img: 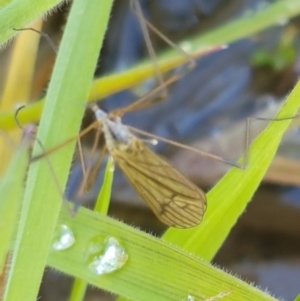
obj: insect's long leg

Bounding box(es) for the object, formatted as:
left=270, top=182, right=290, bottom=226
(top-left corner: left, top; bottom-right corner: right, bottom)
left=128, top=126, right=241, bottom=168
left=130, top=0, right=196, bottom=71
left=84, top=126, right=101, bottom=183
left=13, top=29, right=107, bottom=205
left=122, top=44, right=225, bottom=113
left=243, top=114, right=299, bottom=169
left=79, top=128, right=105, bottom=194
left=129, top=0, right=196, bottom=103
left=128, top=112, right=299, bottom=171
left=114, top=1, right=225, bottom=117
left=130, top=0, right=166, bottom=97
left=72, top=118, right=107, bottom=212
left=31, top=121, right=98, bottom=162
left=112, top=74, right=180, bottom=116
left=29, top=118, right=103, bottom=213
left=85, top=144, right=107, bottom=193
left=77, top=137, right=86, bottom=181
left=14, top=107, right=73, bottom=214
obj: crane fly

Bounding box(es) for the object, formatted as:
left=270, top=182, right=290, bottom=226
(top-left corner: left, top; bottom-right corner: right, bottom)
left=89, top=104, right=206, bottom=228
left=31, top=76, right=210, bottom=229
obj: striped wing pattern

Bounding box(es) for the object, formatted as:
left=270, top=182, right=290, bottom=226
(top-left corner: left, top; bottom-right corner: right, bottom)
left=110, top=138, right=207, bottom=228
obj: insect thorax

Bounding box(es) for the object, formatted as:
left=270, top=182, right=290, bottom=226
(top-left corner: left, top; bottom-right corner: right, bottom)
left=103, top=117, right=134, bottom=151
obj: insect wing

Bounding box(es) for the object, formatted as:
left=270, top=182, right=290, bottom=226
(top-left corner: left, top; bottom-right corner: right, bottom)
left=111, top=138, right=207, bottom=228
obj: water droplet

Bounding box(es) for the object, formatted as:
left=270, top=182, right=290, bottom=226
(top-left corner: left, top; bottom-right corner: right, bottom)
left=52, top=224, right=75, bottom=251
left=86, top=235, right=128, bottom=275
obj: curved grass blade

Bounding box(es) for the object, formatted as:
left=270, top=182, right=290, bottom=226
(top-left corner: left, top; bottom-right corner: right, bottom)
left=3, top=1, right=114, bottom=301
left=294, top=294, right=300, bottom=301
left=163, top=79, right=300, bottom=261
left=48, top=207, right=279, bottom=301
left=93, top=156, right=114, bottom=214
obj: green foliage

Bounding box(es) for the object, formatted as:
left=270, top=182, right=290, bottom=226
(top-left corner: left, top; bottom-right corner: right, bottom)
left=163, top=82, right=300, bottom=261
left=294, top=294, right=300, bottom=301
left=48, top=79, right=300, bottom=301
left=1, top=1, right=300, bottom=301
left=0, top=138, right=29, bottom=270
left=2, top=1, right=114, bottom=301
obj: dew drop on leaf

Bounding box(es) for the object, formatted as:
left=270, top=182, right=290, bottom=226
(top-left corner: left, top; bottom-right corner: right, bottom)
left=52, top=224, right=75, bottom=251
left=85, top=235, right=128, bottom=275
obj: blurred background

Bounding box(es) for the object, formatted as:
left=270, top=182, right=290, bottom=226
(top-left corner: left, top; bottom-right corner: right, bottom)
left=1, top=0, right=300, bottom=300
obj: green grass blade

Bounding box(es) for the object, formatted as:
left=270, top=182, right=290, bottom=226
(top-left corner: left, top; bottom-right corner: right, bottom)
left=94, top=157, right=114, bottom=214
left=294, top=294, right=300, bottom=301
left=48, top=207, right=279, bottom=301
left=69, top=157, right=114, bottom=301
left=163, top=81, right=300, bottom=261
left=0, top=139, right=29, bottom=270
left=3, top=1, right=113, bottom=300
left=0, top=0, right=62, bottom=45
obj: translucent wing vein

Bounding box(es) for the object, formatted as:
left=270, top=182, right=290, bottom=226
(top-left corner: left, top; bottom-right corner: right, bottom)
left=110, top=138, right=206, bottom=228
